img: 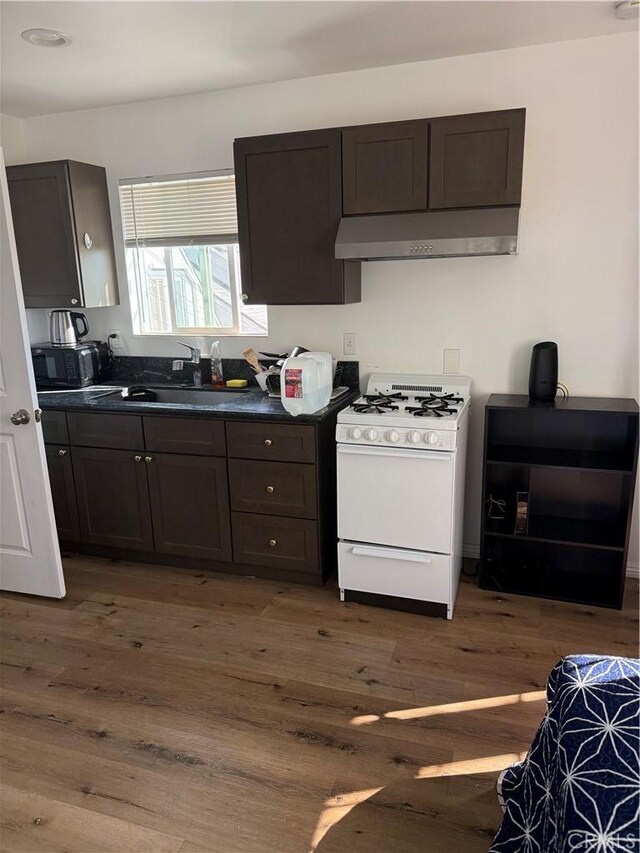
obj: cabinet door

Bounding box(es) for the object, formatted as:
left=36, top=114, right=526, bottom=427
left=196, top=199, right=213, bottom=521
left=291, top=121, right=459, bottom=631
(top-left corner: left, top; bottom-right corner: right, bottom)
left=67, top=162, right=119, bottom=308
left=6, top=162, right=81, bottom=308
left=429, top=109, right=526, bottom=209
left=234, top=129, right=360, bottom=305
left=72, top=447, right=154, bottom=551
left=146, top=454, right=232, bottom=562
left=342, top=121, right=428, bottom=215
left=45, top=445, right=81, bottom=541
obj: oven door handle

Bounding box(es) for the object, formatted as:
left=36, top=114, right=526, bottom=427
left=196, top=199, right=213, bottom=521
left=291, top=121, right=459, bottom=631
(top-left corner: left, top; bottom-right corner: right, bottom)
left=337, top=444, right=452, bottom=461
left=351, top=545, right=433, bottom=563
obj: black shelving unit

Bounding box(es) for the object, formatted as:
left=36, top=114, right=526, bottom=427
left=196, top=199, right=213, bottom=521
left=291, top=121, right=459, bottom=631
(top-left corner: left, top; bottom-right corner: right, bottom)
left=479, top=394, right=639, bottom=609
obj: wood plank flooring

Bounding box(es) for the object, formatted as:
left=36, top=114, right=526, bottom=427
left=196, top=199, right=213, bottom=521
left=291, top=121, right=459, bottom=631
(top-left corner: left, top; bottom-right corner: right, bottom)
left=1, top=556, right=638, bottom=853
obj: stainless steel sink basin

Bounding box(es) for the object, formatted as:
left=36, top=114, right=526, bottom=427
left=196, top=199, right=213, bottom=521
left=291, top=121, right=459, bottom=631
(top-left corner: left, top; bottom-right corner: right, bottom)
left=104, top=387, right=248, bottom=405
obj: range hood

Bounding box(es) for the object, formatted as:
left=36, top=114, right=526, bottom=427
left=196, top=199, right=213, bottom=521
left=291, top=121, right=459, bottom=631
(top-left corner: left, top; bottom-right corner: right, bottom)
left=335, top=208, right=519, bottom=261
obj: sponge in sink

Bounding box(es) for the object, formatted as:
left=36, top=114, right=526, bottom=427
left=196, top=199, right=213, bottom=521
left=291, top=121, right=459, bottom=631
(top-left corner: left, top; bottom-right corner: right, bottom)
left=225, top=379, right=248, bottom=388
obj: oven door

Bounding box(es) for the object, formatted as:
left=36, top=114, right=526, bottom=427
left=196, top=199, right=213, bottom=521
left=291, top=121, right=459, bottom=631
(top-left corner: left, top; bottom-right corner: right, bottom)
left=337, top=443, right=455, bottom=554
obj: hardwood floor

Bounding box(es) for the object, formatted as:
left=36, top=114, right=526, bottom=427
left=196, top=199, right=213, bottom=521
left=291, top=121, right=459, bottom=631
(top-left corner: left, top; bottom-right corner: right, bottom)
left=1, top=556, right=638, bottom=853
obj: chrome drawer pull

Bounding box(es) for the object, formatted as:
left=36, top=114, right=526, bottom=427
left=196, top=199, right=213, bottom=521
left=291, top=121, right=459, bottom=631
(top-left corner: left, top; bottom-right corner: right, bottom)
left=58, top=449, right=67, bottom=457
left=263, top=438, right=272, bottom=447
left=134, top=454, right=142, bottom=462
left=269, top=539, right=277, bottom=548
left=144, top=456, right=153, bottom=463
left=266, top=485, right=275, bottom=494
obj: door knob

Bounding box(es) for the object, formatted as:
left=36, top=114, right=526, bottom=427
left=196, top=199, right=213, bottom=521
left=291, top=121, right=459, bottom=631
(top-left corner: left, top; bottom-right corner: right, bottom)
left=83, top=232, right=93, bottom=249
left=10, top=409, right=30, bottom=425
left=241, top=293, right=248, bottom=303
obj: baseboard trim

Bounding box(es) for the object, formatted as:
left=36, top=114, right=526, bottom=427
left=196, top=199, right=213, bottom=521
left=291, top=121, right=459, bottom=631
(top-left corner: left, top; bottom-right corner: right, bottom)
left=464, top=543, right=639, bottom=578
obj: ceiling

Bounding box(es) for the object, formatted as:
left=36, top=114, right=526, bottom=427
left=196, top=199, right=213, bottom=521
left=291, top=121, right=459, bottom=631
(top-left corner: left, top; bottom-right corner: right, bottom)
left=1, top=1, right=636, bottom=118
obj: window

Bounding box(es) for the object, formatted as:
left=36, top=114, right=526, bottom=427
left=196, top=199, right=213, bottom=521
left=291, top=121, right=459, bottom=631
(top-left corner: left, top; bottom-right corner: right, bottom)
left=119, top=171, right=267, bottom=336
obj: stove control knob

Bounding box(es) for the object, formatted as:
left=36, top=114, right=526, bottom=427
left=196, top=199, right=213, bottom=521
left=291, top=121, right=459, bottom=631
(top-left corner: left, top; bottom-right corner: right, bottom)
left=407, top=430, right=422, bottom=444
left=425, top=432, right=439, bottom=446
left=350, top=427, right=362, bottom=440
left=386, top=429, right=400, bottom=443
left=364, top=428, right=378, bottom=441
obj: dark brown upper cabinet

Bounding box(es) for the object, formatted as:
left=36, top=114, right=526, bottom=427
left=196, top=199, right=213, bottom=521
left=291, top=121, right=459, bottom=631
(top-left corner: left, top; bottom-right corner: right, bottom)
left=7, top=160, right=119, bottom=309
left=342, top=120, right=428, bottom=215
left=234, top=129, right=361, bottom=305
left=429, top=109, right=525, bottom=209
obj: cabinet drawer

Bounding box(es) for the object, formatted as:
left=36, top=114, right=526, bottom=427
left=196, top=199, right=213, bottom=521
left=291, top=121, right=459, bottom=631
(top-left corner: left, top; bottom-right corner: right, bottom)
left=232, top=512, right=319, bottom=575
left=229, top=459, right=317, bottom=519
left=68, top=412, right=143, bottom=449
left=338, top=541, right=452, bottom=605
left=41, top=410, right=69, bottom=444
left=143, top=416, right=226, bottom=456
left=226, top=421, right=316, bottom=463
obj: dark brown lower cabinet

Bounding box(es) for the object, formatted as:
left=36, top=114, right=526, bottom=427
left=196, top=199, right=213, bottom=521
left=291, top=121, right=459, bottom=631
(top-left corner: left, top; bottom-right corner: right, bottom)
left=72, top=446, right=154, bottom=551
left=232, top=512, right=319, bottom=576
left=44, top=409, right=340, bottom=584
left=45, top=445, right=81, bottom=541
left=146, top=453, right=232, bottom=561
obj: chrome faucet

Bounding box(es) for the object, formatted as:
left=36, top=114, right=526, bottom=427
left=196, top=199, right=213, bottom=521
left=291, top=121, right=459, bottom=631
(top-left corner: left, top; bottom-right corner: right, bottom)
left=177, top=341, right=201, bottom=363
left=175, top=341, right=202, bottom=386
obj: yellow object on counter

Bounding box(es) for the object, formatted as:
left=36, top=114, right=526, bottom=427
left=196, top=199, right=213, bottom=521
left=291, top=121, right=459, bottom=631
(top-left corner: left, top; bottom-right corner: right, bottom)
left=225, top=379, right=248, bottom=388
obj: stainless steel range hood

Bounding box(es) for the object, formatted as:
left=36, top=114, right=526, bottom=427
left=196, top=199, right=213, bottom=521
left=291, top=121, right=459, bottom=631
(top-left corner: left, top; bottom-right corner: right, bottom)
left=335, top=208, right=519, bottom=261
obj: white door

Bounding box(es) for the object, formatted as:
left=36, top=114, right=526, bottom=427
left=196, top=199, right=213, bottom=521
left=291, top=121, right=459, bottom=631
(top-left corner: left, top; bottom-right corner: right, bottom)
left=0, top=148, right=65, bottom=597
left=337, top=443, right=455, bottom=554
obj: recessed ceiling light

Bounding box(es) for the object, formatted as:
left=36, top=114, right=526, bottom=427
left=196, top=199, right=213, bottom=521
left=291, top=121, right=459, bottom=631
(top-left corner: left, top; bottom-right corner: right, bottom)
left=614, top=1, right=639, bottom=20
left=21, top=28, right=73, bottom=48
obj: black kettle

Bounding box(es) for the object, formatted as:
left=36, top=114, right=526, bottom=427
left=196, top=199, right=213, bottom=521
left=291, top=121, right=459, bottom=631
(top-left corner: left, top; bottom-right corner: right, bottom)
left=49, top=310, right=89, bottom=346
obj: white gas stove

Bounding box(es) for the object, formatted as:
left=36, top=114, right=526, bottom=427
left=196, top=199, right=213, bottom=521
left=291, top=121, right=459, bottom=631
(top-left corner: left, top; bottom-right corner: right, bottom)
left=337, top=373, right=471, bottom=451
left=336, top=373, right=471, bottom=619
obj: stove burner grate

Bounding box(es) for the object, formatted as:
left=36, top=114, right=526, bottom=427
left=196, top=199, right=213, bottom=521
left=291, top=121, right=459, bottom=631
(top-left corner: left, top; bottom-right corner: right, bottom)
left=351, top=391, right=407, bottom=415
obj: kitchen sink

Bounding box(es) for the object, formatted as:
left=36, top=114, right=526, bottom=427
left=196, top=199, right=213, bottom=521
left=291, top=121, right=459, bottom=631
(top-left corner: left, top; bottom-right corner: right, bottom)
left=104, top=387, right=249, bottom=405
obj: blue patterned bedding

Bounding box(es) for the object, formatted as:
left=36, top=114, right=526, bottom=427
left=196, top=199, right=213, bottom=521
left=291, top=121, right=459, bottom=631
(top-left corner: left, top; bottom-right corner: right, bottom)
left=490, top=655, right=640, bottom=853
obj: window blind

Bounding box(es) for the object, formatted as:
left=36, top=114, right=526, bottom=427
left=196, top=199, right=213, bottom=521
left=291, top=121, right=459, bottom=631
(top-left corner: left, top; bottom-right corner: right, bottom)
left=119, top=173, right=238, bottom=247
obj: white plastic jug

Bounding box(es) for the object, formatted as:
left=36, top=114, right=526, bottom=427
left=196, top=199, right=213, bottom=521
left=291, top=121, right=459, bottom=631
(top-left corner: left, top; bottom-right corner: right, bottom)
left=280, top=351, right=333, bottom=417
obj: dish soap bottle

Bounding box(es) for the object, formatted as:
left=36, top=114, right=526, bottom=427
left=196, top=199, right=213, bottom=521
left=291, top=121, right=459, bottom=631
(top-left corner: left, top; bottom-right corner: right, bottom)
left=209, top=340, right=224, bottom=387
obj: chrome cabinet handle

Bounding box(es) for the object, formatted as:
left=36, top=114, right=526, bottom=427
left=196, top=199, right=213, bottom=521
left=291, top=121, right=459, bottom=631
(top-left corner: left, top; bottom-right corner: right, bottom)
left=83, top=232, right=93, bottom=249
left=71, top=298, right=78, bottom=305
left=144, top=456, right=153, bottom=463
left=134, top=454, right=142, bottom=462
left=10, top=409, right=30, bottom=425
left=269, top=539, right=277, bottom=548
left=241, top=293, right=248, bottom=303
left=263, top=438, right=272, bottom=447
left=266, top=485, right=275, bottom=494
left=58, top=449, right=67, bottom=457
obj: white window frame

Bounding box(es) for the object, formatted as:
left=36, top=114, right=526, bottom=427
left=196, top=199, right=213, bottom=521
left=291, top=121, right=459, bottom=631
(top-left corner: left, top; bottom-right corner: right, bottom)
left=119, top=169, right=267, bottom=337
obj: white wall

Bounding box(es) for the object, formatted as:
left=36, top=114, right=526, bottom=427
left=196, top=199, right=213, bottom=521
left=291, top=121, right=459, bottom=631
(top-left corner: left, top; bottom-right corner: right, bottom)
left=0, top=112, right=26, bottom=164
left=19, top=33, right=640, bottom=566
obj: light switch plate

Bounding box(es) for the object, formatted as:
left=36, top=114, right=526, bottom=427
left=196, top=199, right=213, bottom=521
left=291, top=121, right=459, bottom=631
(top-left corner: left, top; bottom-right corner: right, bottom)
left=343, top=332, right=357, bottom=356
left=443, top=348, right=460, bottom=374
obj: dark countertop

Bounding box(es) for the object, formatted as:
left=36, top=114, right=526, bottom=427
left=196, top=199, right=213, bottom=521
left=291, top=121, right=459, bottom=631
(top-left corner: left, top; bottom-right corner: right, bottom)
left=487, top=394, right=639, bottom=414
left=37, top=385, right=361, bottom=424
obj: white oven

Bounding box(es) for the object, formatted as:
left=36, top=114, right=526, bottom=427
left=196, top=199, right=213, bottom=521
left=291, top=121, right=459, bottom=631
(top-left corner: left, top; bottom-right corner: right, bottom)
left=336, top=372, right=470, bottom=620
left=337, top=443, right=455, bottom=554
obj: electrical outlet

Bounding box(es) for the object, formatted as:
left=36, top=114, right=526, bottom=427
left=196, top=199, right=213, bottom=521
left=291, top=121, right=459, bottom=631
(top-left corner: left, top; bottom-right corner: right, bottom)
left=108, top=329, right=123, bottom=351
left=343, top=332, right=357, bottom=356
left=443, top=348, right=460, bottom=374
